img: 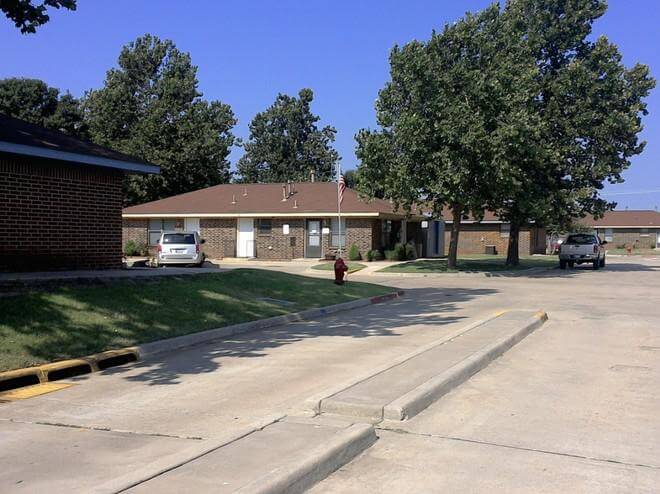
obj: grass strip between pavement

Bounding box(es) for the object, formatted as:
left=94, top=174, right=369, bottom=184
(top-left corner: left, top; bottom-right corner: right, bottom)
left=0, top=269, right=391, bottom=372
left=311, top=262, right=367, bottom=273
left=379, top=256, right=557, bottom=273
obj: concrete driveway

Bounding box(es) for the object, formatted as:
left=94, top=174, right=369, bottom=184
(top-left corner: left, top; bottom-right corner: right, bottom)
left=311, top=256, right=660, bottom=493
left=1, top=256, right=659, bottom=492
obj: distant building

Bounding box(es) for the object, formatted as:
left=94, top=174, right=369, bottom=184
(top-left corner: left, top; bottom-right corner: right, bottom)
left=585, top=210, right=660, bottom=249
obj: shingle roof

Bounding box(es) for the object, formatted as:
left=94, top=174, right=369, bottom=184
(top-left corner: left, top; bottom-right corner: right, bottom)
left=0, top=113, right=159, bottom=174
left=586, top=210, right=660, bottom=228
left=123, top=182, right=420, bottom=217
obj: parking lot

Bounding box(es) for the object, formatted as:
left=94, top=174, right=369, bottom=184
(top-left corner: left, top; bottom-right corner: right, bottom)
left=1, top=255, right=659, bottom=492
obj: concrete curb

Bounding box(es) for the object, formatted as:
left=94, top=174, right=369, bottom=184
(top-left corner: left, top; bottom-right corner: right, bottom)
left=383, top=310, right=548, bottom=421
left=0, top=348, right=139, bottom=392
left=138, top=290, right=405, bottom=358
left=89, top=414, right=286, bottom=494
left=303, top=310, right=507, bottom=415
left=235, top=423, right=377, bottom=494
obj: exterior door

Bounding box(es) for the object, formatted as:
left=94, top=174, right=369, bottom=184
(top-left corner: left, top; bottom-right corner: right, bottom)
left=306, top=220, right=322, bottom=258
left=184, top=218, right=200, bottom=233
left=237, top=218, right=255, bottom=257
left=657, top=232, right=660, bottom=249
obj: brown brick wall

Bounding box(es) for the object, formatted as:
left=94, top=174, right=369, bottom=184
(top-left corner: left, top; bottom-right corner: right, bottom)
left=443, top=224, right=540, bottom=256
left=122, top=218, right=148, bottom=248
left=0, top=155, right=124, bottom=271
left=120, top=216, right=382, bottom=260
left=200, top=218, right=237, bottom=258
left=255, top=218, right=305, bottom=259
left=595, top=228, right=659, bottom=249
left=324, top=218, right=375, bottom=259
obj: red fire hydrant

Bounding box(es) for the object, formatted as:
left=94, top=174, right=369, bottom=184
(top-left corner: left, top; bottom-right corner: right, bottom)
left=334, top=257, right=349, bottom=285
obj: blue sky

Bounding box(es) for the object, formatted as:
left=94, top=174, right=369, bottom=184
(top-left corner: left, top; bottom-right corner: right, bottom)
left=2, top=0, right=658, bottom=209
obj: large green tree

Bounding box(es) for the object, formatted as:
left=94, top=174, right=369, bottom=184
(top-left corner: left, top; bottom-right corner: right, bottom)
left=237, top=88, right=340, bottom=183
left=83, top=34, right=237, bottom=206
left=2, top=0, right=76, bottom=33
left=494, top=0, right=655, bottom=265
left=0, top=77, right=86, bottom=137
left=355, top=5, right=534, bottom=268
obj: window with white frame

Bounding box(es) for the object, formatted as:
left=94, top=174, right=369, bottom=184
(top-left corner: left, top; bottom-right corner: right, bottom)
left=148, top=219, right=177, bottom=245
left=604, top=228, right=613, bottom=242
left=640, top=228, right=649, bottom=237
left=331, top=218, right=346, bottom=247
left=500, top=223, right=510, bottom=238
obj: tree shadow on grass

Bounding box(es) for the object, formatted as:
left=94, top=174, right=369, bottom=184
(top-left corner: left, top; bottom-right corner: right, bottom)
left=0, top=270, right=497, bottom=381
left=94, top=286, right=498, bottom=386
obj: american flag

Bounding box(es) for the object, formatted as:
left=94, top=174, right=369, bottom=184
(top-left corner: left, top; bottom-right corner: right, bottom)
left=338, top=174, right=346, bottom=205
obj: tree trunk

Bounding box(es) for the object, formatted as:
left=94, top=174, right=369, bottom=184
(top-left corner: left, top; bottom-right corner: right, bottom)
left=448, top=206, right=462, bottom=269
left=506, top=221, right=521, bottom=266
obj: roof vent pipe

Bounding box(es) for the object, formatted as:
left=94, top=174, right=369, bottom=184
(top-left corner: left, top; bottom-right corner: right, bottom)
left=243, top=187, right=248, bottom=197
left=293, top=199, right=298, bottom=209
left=310, top=169, right=315, bottom=183
left=231, top=194, right=236, bottom=205
left=282, top=185, right=287, bottom=201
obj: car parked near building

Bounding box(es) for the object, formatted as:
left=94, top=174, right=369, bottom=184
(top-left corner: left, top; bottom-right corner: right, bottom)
left=559, top=233, right=607, bottom=270
left=156, top=231, right=205, bottom=267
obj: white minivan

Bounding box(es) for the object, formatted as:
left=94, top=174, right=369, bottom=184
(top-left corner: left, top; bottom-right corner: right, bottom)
left=156, top=231, right=205, bottom=267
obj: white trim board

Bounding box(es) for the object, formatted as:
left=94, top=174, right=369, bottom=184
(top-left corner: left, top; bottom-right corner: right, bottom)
left=0, top=141, right=159, bottom=174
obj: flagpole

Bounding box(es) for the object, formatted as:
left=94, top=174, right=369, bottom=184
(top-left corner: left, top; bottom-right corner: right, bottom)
left=337, top=162, right=342, bottom=258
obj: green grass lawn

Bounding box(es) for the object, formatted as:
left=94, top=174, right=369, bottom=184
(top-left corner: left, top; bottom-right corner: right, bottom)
left=311, top=262, right=367, bottom=273
left=0, top=269, right=391, bottom=372
left=380, top=256, right=557, bottom=273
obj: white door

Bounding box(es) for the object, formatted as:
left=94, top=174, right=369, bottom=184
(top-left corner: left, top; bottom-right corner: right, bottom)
left=237, top=218, right=255, bottom=257
left=184, top=218, right=200, bottom=233
left=657, top=232, right=660, bottom=249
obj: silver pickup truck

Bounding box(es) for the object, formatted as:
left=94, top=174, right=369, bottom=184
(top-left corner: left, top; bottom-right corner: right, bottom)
left=559, top=233, right=607, bottom=270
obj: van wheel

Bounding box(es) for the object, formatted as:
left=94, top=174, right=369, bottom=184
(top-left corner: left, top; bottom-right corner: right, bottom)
left=560, top=260, right=567, bottom=270
left=593, top=258, right=599, bottom=270
left=568, top=261, right=575, bottom=268
left=600, top=256, right=606, bottom=268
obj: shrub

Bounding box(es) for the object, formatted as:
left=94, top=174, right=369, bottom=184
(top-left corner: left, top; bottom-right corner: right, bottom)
left=405, top=242, right=418, bottom=260
left=348, top=244, right=362, bottom=261
left=384, top=243, right=406, bottom=261
left=124, top=240, right=146, bottom=256
left=367, top=249, right=384, bottom=262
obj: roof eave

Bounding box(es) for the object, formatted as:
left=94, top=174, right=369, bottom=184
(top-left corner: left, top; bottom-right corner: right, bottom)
left=0, top=141, right=160, bottom=174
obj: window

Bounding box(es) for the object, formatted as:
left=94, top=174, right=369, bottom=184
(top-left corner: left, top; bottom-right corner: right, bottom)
left=500, top=223, right=510, bottom=238
left=257, top=219, right=272, bottom=235
left=565, top=234, right=597, bottom=245
left=148, top=219, right=177, bottom=245
left=162, top=233, right=196, bottom=245
left=331, top=218, right=346, bottom=247
left=604, top=228, right=613, bottom=242
left=640, top=228, right=649, bottom=237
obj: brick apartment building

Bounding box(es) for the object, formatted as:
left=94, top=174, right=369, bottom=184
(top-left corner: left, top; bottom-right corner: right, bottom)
left=122, top=182, right=428, bottom=260
left=586, top=210, right=660, bottom=249
left=122, top=182, right=547, bottom=260
left=0, top=114, right=159, bottom=271
left=440, top=210, right=547, bottom=256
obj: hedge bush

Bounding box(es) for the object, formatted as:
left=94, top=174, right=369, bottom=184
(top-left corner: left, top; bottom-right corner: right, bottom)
left=366, top=249, right=384, bottom=262
left=348, top=244, right=362, bottom=261
left=124, top=240, right=146, bottom=256
left=384, top=243, right=406, bottom=261
left=405, top=242, right=418, bottom=260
